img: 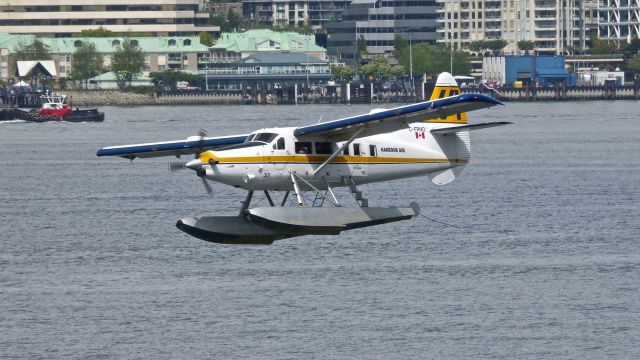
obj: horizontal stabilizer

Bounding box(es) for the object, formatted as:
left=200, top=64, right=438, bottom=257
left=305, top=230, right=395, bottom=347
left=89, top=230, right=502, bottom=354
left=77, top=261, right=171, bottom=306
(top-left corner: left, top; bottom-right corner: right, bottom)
left=430, top=121, right=512, bottom=135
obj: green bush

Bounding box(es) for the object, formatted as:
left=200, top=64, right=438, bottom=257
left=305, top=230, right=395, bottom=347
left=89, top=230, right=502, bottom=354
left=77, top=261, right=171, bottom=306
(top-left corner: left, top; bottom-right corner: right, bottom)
left=122, top=86, right=156, bottom=95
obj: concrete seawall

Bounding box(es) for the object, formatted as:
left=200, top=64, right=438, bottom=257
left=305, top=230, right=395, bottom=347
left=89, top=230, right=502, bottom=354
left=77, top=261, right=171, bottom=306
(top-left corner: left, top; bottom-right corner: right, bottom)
left=64, top=90, right=155, bottom=106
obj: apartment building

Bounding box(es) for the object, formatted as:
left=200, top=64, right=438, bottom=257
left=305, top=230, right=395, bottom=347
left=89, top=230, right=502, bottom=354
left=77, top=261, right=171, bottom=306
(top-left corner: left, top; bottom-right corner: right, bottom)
left=0, top=0, right=218, bottom=38
left=437, top=0, right=598, bottom=55
left=243, top=0, right=352, bottom=28
left=327, top=0, right=438, bottom=63
left=599, top=0, right=640, bottom=41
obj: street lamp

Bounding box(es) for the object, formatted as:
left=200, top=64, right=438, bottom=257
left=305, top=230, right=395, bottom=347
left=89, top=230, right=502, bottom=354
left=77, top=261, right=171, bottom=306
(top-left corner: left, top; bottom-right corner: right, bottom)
left=395, top=27, right=414, bottom=95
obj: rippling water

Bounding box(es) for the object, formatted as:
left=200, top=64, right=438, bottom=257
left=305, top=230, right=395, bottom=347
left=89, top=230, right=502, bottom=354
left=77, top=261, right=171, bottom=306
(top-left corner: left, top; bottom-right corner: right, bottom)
left=1, top=102, right=639, bottom=359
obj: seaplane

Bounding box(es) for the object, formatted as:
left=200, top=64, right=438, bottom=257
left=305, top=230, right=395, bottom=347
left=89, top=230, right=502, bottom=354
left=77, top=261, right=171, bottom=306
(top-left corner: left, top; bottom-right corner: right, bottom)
left=97, top=73, right=510, bottom=244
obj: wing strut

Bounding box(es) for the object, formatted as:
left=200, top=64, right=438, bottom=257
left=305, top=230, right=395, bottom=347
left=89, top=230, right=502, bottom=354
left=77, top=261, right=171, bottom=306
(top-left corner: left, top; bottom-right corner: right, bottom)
left=312, top=128, right=364, bottom=177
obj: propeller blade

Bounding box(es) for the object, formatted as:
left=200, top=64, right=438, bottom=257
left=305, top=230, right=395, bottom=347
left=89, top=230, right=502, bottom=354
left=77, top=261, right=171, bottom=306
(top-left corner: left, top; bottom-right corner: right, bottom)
left=168, top=161, right=187, bottom=172
left=201, top=178, right=213, bottom=196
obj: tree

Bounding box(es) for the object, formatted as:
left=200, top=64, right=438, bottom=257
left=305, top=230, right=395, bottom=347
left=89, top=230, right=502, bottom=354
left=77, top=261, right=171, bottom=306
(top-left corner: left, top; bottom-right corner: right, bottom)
left=517, top=40, right=535, bottom=55
left=360, top=55, right=405, bottom=81
left=626, top=54, right=640, bottom=75
left=393, top=35, right=408, bottom=53
left=70, top=41, right=103, bottom=88
left=468, top=40, right=486, bottom=54
left=78, top=26, right=116, bottom=37
left=111, top=38, right=145, bottom=90
left=149, top=70, right=202, bottom=90
left=199, top=31, right=214, bottom=46
left=399, top=43, right=470, bottom=77
left=209, top=9, right=243, bottom=33
left=357, top=35, right=368, bottom=59
left=12, top=39, right=51, bottom=61
left=330, top=65, right=354, bottom=84
left=10, top=39, right=51, bottom=77
left=226, top=8, right=241, bottom=32
left=485, top=39, right=508, bottom=55
left=588, top=34, right=616, bottom=55
left=622, top=38, right=640, bottom=59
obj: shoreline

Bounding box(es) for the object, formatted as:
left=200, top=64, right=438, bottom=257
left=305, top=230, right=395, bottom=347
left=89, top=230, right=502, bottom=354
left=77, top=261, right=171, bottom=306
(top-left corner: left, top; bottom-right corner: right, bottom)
left=4, top=88, right=639, bottom=108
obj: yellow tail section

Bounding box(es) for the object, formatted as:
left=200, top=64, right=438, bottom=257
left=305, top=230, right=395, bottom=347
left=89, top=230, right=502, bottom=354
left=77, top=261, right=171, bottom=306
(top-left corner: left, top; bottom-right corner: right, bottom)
left=427, top=72, right=467, bottom=124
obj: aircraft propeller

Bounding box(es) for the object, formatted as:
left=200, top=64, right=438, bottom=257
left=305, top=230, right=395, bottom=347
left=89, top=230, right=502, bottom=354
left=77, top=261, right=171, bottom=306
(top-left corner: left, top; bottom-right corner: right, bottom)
left=167, top=129, right=214, bottom=196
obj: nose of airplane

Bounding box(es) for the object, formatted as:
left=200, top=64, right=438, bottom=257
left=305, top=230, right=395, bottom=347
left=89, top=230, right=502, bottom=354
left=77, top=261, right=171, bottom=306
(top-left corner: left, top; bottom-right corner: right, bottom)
left=186, top=159, right=203, bottom=170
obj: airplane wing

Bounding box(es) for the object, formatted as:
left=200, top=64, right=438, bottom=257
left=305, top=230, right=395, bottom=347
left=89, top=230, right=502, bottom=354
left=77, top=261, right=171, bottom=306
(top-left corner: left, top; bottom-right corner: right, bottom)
left=96, top=134, right=248, bottom=159
left=430, top=122, right=512, bottom=134
left=294, top=93, right=503, bottom=141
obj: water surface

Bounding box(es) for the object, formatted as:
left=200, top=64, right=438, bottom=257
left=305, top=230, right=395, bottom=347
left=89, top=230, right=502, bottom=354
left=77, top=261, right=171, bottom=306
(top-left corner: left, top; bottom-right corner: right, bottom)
left=1, top=102, right=639, bottom=359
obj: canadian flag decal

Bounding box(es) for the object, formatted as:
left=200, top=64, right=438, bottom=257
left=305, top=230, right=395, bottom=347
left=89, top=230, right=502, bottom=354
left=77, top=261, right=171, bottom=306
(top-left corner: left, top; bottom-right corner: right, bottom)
left=415, top=131, right=426, bottom=139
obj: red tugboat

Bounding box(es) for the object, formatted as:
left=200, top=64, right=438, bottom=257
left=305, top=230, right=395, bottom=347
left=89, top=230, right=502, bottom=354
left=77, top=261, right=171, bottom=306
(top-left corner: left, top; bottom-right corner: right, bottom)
left=7, top=94, right=104, bottom=122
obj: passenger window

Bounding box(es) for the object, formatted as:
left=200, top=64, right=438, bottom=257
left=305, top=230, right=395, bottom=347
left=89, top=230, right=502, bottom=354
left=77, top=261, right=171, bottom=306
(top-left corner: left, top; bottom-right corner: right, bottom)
left=314, top=142, right=332, bottom=154
left=295, top=142, right=312, bottom=154
left=353, top=143, right=361, bottom=156
left=343, top=146, right=350, bottom=156
left=276, top=137, right=285, bottom=150
left=369, top=145, right=376, bottom=157
left=450, top=89, right=459, bottom=96
left=438, top=89, right=446, bottom=98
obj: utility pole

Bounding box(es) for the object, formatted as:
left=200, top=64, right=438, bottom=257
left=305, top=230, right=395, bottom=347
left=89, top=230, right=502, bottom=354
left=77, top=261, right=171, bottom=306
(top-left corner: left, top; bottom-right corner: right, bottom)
left=409, top=33, right=413, bottom=94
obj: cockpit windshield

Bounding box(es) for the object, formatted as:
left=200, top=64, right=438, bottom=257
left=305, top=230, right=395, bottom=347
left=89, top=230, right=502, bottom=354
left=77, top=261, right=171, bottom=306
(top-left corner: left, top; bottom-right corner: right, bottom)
left=253, top=133, right=278, bottom=143
left=244, top=134, right=256, bottom=143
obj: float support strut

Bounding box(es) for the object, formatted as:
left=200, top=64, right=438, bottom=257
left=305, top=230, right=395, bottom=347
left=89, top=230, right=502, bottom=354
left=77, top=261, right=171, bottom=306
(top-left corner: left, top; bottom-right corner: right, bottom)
left=239, top=190, right=254, bottom=215
left=290, top=173, right=306, bottom=207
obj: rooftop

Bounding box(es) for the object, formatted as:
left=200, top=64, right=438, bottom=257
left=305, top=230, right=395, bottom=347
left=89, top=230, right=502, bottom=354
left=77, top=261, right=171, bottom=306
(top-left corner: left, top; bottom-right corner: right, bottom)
left=212, top=29, right=325, bottom=53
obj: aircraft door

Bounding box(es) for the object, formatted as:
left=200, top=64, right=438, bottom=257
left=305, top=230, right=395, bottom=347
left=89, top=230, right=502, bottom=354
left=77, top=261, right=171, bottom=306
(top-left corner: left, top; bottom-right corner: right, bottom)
left=351, top=142, right=368, bottom=176
left=268, top=136, right=288, bottom=170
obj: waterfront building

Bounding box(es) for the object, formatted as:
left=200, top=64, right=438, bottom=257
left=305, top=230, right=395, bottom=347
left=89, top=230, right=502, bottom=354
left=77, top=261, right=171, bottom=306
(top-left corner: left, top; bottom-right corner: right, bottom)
left=483, top=55, right=574, bottom=86
left=436, top=0, right=599, bottom=55
left=326, top=0, right=438, bottom=64
left=210, top=29, right=327, bottom=62
left=242, top=0, right=352, bottom=28
left=0, top=0, right=217, bottom=38
left=0, top=32, right=210, bottom=81
left=598, top=0, right=640, bottom=41
left=202, top=53, right=332, bottom=93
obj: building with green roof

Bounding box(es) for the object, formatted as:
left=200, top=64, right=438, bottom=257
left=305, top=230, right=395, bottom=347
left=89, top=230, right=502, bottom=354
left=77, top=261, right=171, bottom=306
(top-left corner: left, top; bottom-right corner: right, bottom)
left=211, top=29, right=326, bottom=63
left=1, top=30, right=330, bottom=86
left=0, top=33, right=211, bottom=81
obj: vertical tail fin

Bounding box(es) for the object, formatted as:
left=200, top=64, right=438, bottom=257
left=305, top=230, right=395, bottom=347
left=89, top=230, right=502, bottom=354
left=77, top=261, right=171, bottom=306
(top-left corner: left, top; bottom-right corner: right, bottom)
left=428, top=72, right=467, bottom=124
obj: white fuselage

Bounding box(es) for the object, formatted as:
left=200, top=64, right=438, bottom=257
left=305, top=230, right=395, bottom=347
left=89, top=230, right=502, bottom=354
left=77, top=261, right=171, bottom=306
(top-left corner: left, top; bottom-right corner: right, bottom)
left=198, top=122, right=471, bottom=191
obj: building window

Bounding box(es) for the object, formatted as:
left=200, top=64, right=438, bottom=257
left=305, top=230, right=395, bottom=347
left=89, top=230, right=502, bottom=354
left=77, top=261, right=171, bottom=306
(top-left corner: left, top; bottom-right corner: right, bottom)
left=168, top=39, right=177, bottom=46
left=112, top=40, right=120, bottom=47
left=184, top=39, right=192, bottom=46
left=74, top=40, right=82, bottom=47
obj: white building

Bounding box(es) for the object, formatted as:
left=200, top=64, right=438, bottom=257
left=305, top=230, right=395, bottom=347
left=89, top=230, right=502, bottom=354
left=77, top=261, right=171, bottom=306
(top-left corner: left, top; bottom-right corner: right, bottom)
left=437, top=0, right=598, bottom=55
left=599, top=0, right=640, bottom=41
left=0, top=0, right=218, bottom=37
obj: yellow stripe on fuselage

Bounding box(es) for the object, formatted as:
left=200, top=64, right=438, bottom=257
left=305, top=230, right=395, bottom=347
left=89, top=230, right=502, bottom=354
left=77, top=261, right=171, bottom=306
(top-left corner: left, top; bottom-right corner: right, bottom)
left=200, top=153, right=468, bottom=164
